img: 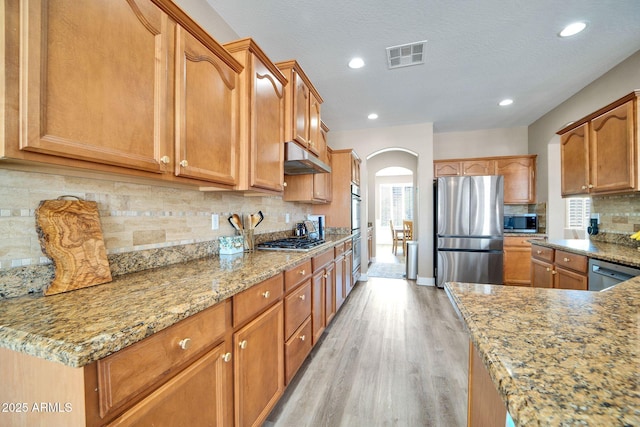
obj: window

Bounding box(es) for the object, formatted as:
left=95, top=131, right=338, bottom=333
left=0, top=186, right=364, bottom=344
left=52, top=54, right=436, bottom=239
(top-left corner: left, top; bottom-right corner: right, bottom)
left=380, top=184, right=414, bottom=226
left=566, top=197, right=591, bottom=229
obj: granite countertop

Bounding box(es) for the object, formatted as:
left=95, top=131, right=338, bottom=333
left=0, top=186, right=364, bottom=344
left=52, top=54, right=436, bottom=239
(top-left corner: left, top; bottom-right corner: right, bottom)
left=504, top=232, right=547, bottom=238
left=531, top=239, right=640, bottom=268
left=0, top=235, right=352, bottom=368
left=446, top=279, right=640, bottom=426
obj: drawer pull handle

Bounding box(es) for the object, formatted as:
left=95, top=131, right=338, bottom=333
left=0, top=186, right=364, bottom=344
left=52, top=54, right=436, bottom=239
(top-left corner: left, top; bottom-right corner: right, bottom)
left=179, top=160, right=188, bottom=168
left=178, top=338, right=191, bottom=350
left=299, top=335, right=306, bottom=342
left=537, top=250, right=542, bottom=254
left=299, top=294, right=306, bottom=301
left=299, top=269, right=306, bottom=275
left=262, top=291, right=271, bottom=299
left=239, top=340, right=248, bottom=350
left=222, top=352, right=232, bottom=363
left=564, top=257, right=571, bottom=262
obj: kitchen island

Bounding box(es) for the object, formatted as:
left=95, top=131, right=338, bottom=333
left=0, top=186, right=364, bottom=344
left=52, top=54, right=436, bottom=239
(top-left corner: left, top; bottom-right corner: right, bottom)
left=446, top=278, right=639, bottom=426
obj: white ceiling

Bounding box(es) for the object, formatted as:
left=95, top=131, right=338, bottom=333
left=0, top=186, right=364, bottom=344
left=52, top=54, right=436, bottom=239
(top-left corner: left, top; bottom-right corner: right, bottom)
left=206, top=0, right=640, bottom=133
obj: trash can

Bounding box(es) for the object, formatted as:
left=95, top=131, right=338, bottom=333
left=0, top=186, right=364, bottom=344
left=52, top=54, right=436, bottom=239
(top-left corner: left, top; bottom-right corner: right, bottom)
left=406, top=241, right=418, bottom=280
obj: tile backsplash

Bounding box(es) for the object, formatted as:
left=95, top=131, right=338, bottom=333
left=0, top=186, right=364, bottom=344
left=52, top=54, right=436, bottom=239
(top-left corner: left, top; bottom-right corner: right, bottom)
left=0, top=169, right=311, bottom=296
left=589, top=193, right=640, bottom=246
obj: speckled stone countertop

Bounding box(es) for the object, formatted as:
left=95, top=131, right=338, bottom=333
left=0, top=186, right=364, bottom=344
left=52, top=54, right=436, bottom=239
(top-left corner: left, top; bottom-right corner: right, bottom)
left=446, top=279, right=640, bottom=426
left=0, top=235, right=352, bottom=368
left=531, top=239, right=640, bottom=268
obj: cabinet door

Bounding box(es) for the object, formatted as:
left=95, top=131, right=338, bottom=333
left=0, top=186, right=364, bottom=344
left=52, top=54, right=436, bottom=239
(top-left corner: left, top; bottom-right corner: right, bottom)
left=234, top=302, right=284, bottom=427
left=463, top=160, right=495, bottom=176
left=324, top=148, right=333, bottom=202
left=335, top=255, right=345, bottom=311
left=434, top=161, right=461, bottom=177
left=175, top=26, right=239, bottom=185
left=531, top=258, right=554, bottom=288
left=109, top=343, right=232, bottom=427
left=590, top=101, right=636, bottom=194
left=250, top=57, right=285, bottom=192
left=292, top=71, right=310, bottom=147
left=21, top=0, right=171, bottom=173
left=311, top=270, right=326, bottom=345
left=561, top=123, right=590, bottom=196
left=345, top=251, right=353, bottom=295
left=308, top=95, right=322, bottom=157
left=503, top=241, right=532, bottom=286
left=555, top=267, right=588, bottom=290
left=496, top=157, right=536, bottom=204
left=325, top=262, right=336, bottom=325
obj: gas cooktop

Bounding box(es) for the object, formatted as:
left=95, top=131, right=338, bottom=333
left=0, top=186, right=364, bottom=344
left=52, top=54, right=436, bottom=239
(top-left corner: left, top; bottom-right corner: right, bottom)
left=256, top=237, right=325, bottom=252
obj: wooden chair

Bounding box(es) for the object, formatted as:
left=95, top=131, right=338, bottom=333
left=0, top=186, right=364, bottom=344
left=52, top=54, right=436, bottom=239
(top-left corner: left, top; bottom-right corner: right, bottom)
left=389, top=220, right=404, bottom=254
left=402, top=220, right=413, bottom=253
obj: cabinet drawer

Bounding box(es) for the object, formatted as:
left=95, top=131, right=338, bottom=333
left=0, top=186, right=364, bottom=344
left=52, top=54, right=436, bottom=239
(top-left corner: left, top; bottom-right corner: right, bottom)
left=334, top=242, right=345, bottom=257
left=504, top=236, right=533, bottom=248
left=312, top=248, right=334, bottom=272
left=284, top=260, right=312, bottom=293
left=345, top=239, right=353, bottom=251
left=284, top=280, right=312, bottom=340
left=554, top=250, right=588, bottom=273
left=233, top=274, right=284, bottom=327
left=97, top=301, right=230, bottom=419
left=284, top=317, right=312, bottom=384
left=531, top=244, right=553, bottom=262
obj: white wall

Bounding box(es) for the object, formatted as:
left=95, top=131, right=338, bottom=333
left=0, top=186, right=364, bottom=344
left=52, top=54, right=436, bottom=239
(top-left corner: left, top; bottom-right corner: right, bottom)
left=174, top=0, right=239, bottom=42
left=329, top=123, right=435, bottom=285
left=433, top=127, right=528, bottom=159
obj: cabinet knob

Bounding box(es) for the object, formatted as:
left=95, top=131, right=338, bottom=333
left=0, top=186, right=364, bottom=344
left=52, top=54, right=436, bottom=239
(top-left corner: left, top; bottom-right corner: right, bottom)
left=323, top=273, right=328, bottom=279
left=283, top=182, right=287, bottom=187
left=160, top=155, right=170, bottom=164
left=178, top=338, right=191, bottom=350
left=239, top=340, right=248, bottom=349
left=546, top=267, right=550, bottom=272
left=262, top=290, right=271, bottom=299
left=179, top=160, right=188, bottom=168
left=299, top=269, right=306, bottom=275
left=222, top=352, right=232, bottom=363
left=299, top=294, right=306, bottom=301
left=581, top=185, right=587, bottom=190
left=537, top=250, right=542, bottom=254
left=563, top=257, right=571, bottom=262
left=551, top=270, right=557, bottom=275
left=588, top=184, right=593, bottom=189
left=299, top=335, right=306, bottom=342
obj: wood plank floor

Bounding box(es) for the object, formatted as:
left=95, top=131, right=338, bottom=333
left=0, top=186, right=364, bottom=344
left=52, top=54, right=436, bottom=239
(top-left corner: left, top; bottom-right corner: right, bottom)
left=264, top=277, right=469, bottom=427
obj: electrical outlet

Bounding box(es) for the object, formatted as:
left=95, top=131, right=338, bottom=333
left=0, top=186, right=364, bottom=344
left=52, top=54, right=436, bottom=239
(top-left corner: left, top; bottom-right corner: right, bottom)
left=285, top=213, right=290, bottom=223
left=211, top=214, right=219, bottom=230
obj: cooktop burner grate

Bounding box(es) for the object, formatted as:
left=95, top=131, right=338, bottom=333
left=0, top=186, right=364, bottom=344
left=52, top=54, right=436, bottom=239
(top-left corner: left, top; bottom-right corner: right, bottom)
left=256, top=237, right=325, bottom=251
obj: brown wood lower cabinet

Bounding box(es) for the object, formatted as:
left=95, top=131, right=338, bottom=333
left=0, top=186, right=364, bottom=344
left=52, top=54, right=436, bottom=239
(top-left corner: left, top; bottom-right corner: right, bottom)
left=530, top=244, right=588, bottom=290
left=467, top=341, right=507, bottom=426
left=503, top=236, right=533, bottom=286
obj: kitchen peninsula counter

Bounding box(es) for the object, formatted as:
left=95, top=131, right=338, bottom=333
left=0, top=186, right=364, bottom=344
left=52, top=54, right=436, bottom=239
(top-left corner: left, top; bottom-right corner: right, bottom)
left=446, top=279, right=640, bottom=426
left=0, top=235, right=352, bottom=368
left=531, top=238, right=640, bottom=268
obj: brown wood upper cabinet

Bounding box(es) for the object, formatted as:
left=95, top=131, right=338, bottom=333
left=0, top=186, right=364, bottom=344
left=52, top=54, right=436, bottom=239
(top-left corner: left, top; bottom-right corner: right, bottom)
left=224, top=38, right=288, bottom=194
left=2, top=0, right=244, bottom=189
left=276, top=60, right=324, bottom=158
left=434, top=155, right=536, bottom=204
left=558, top=92, right=639, bottom=197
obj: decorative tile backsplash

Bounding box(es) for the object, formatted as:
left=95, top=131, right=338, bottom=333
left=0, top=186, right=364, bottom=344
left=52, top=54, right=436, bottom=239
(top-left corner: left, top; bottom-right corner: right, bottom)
left=0, top=169, right=312, bottom=297
left=590, top=193, right=640, bottom=247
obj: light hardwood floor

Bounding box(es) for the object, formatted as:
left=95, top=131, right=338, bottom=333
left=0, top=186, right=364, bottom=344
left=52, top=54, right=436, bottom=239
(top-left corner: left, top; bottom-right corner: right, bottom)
left=265, top=277, right=469, bottom=427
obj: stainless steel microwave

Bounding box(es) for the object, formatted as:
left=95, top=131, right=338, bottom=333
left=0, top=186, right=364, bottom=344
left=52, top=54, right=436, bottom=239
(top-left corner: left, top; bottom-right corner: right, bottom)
left=504, top=214, right=538, bottom=233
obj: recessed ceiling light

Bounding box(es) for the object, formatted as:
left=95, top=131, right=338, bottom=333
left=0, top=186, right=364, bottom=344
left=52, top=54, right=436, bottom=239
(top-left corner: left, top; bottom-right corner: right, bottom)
left=349, top=57, right=365, bottom=69
left=368, top=113, right=378, bottom=120
left=559, top=22, right=587, bottom=37
left=499, top=99, right=513, bottom=107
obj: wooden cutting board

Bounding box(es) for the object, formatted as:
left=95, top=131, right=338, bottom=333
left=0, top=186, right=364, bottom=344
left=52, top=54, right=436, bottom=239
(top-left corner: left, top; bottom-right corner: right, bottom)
left=35, top=196, right=112, bottom=296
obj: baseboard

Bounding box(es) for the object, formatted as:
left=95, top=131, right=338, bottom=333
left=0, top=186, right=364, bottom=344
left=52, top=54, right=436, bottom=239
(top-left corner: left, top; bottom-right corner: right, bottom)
left=416, top=276, right=435, bottom=286
left=358, top=274, right=368, bottom=281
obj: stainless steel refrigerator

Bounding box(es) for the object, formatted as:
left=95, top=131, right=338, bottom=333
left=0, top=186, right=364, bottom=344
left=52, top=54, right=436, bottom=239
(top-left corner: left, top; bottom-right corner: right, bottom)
left=435, top=176, right=504, bottom=288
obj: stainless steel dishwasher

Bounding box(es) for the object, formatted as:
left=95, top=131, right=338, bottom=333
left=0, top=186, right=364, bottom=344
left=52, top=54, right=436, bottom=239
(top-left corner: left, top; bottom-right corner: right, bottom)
left=588, top=258, right=640, bottom=291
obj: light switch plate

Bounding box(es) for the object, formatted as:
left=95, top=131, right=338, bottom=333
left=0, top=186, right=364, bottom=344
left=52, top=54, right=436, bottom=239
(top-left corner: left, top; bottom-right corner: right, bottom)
left=211, top=214, right=219, bottom=230
left=285, top=213, right=290, bottom=223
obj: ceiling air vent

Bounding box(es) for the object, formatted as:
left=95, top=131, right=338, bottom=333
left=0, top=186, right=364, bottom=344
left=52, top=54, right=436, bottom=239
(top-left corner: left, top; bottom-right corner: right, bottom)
left=386, top=40, right=427, bottom=69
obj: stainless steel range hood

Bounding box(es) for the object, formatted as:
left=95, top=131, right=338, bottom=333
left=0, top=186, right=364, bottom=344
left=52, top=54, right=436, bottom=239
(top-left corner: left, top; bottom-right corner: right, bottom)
left=284, top=142, right=331, bottom=175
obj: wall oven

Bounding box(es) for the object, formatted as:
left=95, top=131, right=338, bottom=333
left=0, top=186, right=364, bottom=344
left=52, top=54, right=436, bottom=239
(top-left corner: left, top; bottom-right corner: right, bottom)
left=351, top=184, right=361, bottom=274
